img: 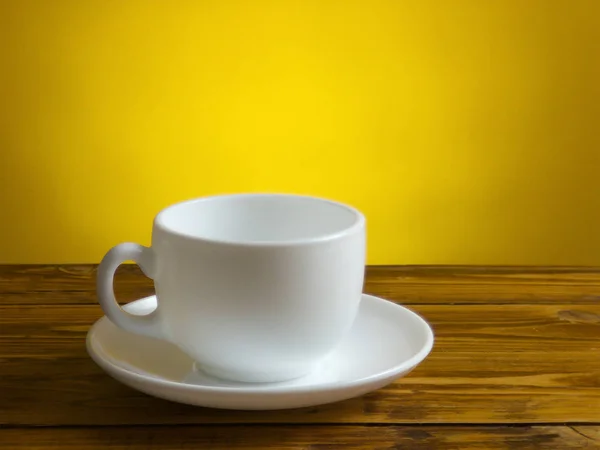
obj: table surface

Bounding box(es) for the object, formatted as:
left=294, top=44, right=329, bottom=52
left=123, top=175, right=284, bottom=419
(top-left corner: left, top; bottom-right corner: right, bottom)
left=1, top=265, right=599, bottom=449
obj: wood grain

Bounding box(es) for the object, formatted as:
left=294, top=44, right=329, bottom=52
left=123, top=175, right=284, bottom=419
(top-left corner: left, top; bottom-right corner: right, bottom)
left=1, top=265, right=599, bottom=450
left=1, top=265, right=600, bottom=305
left=0, top=426, right=598, bottom=449
left=1, top=302, right=599, bottom=425
left=2, top=303, right=600, bottom=356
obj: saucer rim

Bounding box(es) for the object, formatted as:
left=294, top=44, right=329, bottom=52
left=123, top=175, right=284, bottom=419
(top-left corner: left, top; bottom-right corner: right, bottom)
left=86, top=293, right=434, bottom=395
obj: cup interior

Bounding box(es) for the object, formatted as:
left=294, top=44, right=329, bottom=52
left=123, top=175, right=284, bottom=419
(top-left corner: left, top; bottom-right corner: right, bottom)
left=155, top=194, right=363, bottom=244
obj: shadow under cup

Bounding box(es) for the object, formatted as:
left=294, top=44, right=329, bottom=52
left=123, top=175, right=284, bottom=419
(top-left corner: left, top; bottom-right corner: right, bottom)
left=100, top=194, right=366, bottom=383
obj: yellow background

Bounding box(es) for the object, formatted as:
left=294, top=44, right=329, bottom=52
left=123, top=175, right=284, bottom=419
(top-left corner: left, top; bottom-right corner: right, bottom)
left=1, top=1, right=599, bottom=264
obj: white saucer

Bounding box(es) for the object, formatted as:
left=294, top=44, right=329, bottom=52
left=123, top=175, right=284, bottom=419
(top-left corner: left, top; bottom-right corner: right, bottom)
left=86, top=294, right=434, bottom=410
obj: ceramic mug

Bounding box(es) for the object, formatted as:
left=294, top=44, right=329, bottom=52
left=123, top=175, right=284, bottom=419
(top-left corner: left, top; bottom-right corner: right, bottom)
left=97, top=194, right=366, bottom=383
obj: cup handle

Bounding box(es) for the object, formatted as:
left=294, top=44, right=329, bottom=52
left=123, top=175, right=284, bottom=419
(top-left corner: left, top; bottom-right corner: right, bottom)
left=97, top=242, right=165, bottom=340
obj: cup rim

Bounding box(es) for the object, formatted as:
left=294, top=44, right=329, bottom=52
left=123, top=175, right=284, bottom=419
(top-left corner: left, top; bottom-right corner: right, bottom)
left=153, top=193, right=365, bottom=247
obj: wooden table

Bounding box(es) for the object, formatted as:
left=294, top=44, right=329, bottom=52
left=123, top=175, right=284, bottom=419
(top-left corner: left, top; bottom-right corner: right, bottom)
left=1, top=265, right=599, bottom=449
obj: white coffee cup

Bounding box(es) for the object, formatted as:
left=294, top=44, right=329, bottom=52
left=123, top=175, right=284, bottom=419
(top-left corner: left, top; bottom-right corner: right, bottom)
left=97, top=193, right=366, bottom=383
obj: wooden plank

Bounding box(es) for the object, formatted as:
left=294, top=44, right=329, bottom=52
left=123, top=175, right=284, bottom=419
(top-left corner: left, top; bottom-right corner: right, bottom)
left=0, top=265, right=155, bottom=305
left=1, top=265, right=600, bottom=305
left=0, top=425, right=597, bottom=449
left=2, top=303, right=600, bottom=357
left=1, top=303, right=599, bottom=425
left=1, top=356, right=599, bottom=425
left=366, top=266, right=600, bottom=305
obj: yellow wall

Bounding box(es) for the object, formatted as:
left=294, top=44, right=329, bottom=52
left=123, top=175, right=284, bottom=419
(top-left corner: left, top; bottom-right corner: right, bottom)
left=1, top=1, right=599, bottom=265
